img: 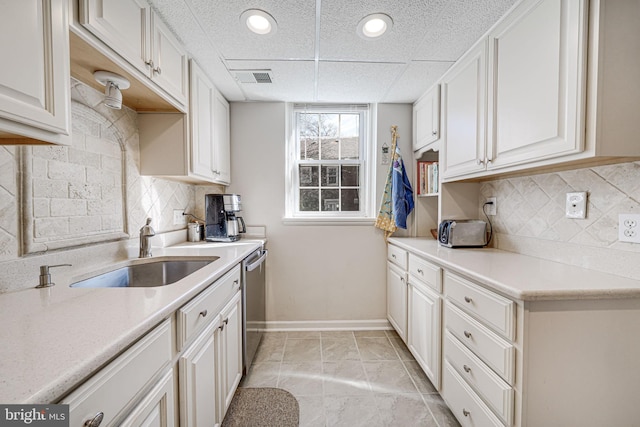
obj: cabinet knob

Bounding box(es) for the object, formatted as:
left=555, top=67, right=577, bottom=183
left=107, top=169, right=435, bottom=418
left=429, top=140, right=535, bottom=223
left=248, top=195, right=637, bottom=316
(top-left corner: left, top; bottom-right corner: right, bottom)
left=417, top=268, right=423, bottom=274
left=391, top=254, right=396, bottom=258
left=463, top=330, right=472, bottom=339
left=463, top=365, right=471, bottom=373
left=84, top=412, right=104, bottom=427
left=145, top=59, right=154, bottom=69
left=153, top=66, right=162, bottom=75
left=431, top=130, right=437, bottom=136
left=476, top=159, right=485, bottom=166
left=464, top=296, right=472, bottom=303
left=199, top=310, right=208, bottom=318
left=462, top=409, right=470, bottom=417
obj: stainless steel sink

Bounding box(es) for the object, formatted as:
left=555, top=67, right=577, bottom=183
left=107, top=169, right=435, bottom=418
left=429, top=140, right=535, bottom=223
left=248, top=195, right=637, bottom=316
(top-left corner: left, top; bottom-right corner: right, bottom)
left=70, top=258, right=218, bottom=288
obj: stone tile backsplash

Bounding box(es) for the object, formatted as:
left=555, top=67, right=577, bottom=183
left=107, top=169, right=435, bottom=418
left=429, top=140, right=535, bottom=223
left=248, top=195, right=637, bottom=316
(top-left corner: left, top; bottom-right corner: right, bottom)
left=0, top=78, right=223, bottom=293
left=480, top=161, right=640, bottom=279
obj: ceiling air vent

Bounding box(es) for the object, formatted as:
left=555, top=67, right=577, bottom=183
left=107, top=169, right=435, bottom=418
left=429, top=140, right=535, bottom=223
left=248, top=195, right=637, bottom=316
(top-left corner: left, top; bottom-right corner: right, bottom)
left=232, top=70, right=274, bottom=84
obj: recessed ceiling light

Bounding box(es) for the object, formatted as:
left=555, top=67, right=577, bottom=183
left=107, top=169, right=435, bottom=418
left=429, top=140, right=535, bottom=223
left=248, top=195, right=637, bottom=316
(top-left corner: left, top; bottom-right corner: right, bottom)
left=241, top=9, right=277, bottom=35
left=357, top=13, right=393, bottom=39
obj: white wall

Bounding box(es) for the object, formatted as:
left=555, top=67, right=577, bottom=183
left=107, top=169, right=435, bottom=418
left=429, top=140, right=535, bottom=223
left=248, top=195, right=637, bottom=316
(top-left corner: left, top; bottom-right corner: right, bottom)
left=228, top=102, right=413, bottom=325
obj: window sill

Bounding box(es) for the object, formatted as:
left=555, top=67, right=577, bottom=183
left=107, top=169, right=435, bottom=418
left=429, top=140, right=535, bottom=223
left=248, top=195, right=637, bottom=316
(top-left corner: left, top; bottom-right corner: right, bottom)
left=282, top=217, right=376, bottom=226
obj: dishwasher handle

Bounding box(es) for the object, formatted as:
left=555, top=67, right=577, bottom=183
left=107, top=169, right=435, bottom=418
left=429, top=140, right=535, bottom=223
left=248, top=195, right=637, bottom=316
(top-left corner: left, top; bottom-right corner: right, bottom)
left=245, top=249, right=268, bottom=272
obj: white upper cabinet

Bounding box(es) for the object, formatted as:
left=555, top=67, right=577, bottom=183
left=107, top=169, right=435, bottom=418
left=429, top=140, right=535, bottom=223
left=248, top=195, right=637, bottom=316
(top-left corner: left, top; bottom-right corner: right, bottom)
left=441, top=40, right=487, bottom=179
left=486, top=0, right=587, bottom=170
left=213, top=88, right=231, bottom=185
left=413, top=84, right=441, bottom=154
left=190, top=61, right=216, bottom=181
left=80, top=0, right=188, bottom=107
left=0, top=0, right=70, bottom=144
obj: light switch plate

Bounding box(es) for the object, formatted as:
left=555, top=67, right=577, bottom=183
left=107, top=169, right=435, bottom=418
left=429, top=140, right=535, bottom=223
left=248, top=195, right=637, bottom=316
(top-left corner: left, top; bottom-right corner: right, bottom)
left=565, top=192, right=587, bottom=219
left=619, top=214, right=640, bottom=243
left=485, top=197, right=497, bottom=216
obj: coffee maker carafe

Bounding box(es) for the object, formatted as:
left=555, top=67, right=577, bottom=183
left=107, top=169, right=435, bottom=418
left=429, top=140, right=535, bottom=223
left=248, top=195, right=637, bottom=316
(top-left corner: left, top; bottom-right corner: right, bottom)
left=205, top=194, right=246, bottom=242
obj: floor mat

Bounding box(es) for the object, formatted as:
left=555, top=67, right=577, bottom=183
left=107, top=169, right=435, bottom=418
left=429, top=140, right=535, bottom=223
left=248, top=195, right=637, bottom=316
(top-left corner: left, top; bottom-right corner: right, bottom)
left=222, top=387, right=299, bottom=427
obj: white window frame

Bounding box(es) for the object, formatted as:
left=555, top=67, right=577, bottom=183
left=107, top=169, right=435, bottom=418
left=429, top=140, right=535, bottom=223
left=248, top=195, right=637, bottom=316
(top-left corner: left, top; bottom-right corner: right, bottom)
left=284, top=103, right=377, bottom=225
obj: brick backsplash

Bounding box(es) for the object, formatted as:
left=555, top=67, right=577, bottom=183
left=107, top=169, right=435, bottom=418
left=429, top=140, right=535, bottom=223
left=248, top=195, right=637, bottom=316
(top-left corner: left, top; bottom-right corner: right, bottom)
left=0, top=79, right=223, bottom=292
left=480, top=161, right=640, bottom=279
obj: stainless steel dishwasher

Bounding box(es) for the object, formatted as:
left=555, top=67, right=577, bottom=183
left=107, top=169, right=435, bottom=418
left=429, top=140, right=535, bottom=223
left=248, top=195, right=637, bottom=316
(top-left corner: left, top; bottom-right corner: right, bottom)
left=241, top=246, right=267, bottom=374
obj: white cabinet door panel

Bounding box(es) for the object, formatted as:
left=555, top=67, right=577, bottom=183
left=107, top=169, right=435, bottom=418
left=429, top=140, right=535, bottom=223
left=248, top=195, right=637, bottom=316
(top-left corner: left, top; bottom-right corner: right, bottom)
left=190, top=62, right=215, bottom=180
left=387, top=262, right=408, bottom=341
left=487, top=0, right=587, bottom=168
left=408, top=281, right=442, bottom=389
left=218, top=292, right=242, bottom=419
left=80, top=0, right=150, bottom=74
left=151, top=13, right=188, bottom=105
left=0, top=0, right=70, bottom=136
left=213, top=89, right=231, bottom=185
left=441, top=40, right=487, bottom=179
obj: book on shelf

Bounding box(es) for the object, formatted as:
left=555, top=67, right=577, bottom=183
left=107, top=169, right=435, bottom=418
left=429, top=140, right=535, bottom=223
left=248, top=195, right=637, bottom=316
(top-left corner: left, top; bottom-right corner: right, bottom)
left=416, top=161, right=439, bottom=195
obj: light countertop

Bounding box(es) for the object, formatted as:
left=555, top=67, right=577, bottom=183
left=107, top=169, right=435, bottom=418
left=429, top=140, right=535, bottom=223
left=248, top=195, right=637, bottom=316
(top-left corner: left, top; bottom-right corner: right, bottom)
left=388, top=237, right=640, bottom=301
left=0, top=240, right=262, bottom=404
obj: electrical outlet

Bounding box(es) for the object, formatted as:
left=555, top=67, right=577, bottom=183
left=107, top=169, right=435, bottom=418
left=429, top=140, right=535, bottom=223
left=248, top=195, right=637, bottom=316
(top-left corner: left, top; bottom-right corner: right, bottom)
left=173, top=209, right=186, bottom=225
left=619, top=214, right=640, bottom=243
left=485, top=197, right=497, bottom=216
left=565, top=192, right=587, bottom=219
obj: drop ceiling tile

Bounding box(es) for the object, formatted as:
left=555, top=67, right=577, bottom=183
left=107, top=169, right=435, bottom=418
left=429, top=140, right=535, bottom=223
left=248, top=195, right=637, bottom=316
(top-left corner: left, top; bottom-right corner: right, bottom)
left=316, top=62, right=405, bottom=103
left=186, top=0, right=316, bottom=60
left=319, top=0, right=449, bottom=63
left=413, top=0, right=518, bottom=61
left=225, top=60, right=315, bottom=102
left=382, top=61, right=454, bottom=103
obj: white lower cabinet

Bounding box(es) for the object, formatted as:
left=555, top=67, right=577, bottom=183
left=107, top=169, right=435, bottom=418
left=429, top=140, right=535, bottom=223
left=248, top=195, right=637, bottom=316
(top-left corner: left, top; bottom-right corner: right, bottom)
left=179, top=317, right=220, bottom=427
left=218, top=291, right=243, bottom=417
left=408, top=280, right=441, bottom=389
left=387, top=261, right=407, bottom=341
left=60, top=264, right=244, bottom=427
left=62, top=318, right=174, bottom=426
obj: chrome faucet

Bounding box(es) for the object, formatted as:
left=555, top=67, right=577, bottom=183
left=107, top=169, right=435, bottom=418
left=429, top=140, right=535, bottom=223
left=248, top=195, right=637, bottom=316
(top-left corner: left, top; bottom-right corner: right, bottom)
left=139, top=218, right=156, bottom=258
left=36, top=264, right=72, bottom=288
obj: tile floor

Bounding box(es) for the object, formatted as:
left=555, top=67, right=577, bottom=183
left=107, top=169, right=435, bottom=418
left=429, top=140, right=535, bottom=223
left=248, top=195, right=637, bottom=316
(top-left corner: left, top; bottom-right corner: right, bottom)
left=240, top=330, right=461, bottom=427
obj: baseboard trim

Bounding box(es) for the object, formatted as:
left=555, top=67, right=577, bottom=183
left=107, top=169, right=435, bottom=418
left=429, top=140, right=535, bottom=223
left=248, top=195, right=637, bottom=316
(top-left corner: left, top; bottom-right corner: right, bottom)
left=263, top=319, right=392, bottom=332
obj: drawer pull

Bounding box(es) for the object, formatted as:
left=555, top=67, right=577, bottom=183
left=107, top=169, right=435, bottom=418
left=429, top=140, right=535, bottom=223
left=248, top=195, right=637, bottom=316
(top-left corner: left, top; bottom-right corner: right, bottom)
left=464, top=296, right=473, bottom=303
left=463, top=365, right=471, bottom=373
left=199, top=310, right=208, bottom=318
left=462, top=409, right=470, bottom=417
left=223, top=318, right=229, bottom=325
left=84, top=412, right=104, bottom=427
left=392, top=254, right=396, bottom=258
left=464, top=330, right=472, bottom=339
left=417, top=268, right=424, bottom=274
left=234, top=279, right=239, bottom=285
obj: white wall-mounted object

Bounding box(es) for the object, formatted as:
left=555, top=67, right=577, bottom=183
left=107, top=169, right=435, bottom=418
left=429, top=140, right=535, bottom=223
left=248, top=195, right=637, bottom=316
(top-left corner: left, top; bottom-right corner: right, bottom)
left=0, top=0, right=71, bottom=145
left=618, top=214, right=640, bottom=243
left=565, top=191, right=587, bottom=219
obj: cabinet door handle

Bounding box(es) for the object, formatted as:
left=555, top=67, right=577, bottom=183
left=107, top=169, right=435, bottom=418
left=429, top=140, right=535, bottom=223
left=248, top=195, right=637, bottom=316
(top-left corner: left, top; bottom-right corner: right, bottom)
left=145, top=59, right=154, bottom=69
left=223, top=318, right=229, bottom=325
left=84, top=412, right=104, bottom=427
left=476, top=159, right=485, bottom=166
left=464, top=296, right=472, bottom=303
left=400, top=277, right=405, bottom=284
left=463, top=365, right=471, bottom=373
left=391, top=254, right=396, bottom=259
left=432, top=130, right=437, bottom=136
left=199, top=310, right=208, bottom=318
left=462, top=409, right=470, bottom=417
left=153, top=66, right=162, bottom=75
left=417, top=268, right=423, bottom=274
left=463, top=330, right=472, bottom=339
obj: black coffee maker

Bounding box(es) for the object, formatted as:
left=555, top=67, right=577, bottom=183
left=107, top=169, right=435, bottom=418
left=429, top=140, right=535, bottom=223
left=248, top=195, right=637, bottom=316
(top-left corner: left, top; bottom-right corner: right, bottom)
left=205, top=194, right=246, bottom=242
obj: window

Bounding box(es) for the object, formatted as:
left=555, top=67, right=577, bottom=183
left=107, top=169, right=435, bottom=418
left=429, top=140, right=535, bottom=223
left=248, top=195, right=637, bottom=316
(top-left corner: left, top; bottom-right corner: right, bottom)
left=285, top=104, right=376, bottom=223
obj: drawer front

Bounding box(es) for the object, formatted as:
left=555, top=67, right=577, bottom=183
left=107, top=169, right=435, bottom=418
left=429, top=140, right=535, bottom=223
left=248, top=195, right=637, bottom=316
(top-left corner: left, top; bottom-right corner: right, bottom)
left=445, top=272, right=515, bottom=340
left=177, top=265, right=241, bottom=350
left=445, top=331, right=513, bottom=425
left=387, top=244, right=408, bottom=269
left=443, top=362, right=504, bottom=427
left=445, top=302, right=515, bottom=385
left=408, top=254, right=442, bottom=292
left=64, top=318, right=173, bottom=427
